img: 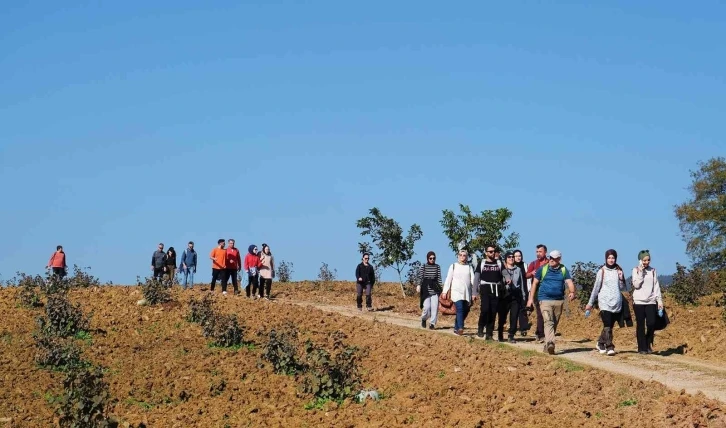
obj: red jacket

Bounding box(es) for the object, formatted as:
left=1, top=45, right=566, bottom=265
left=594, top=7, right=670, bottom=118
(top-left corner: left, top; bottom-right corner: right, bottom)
left=527, top=258, right=548, bottom=279
left=225, top=247, right=242, bottom=270
left=244, top=253, right=261, bottom=272
left=48, top=251, right=67, bottom=268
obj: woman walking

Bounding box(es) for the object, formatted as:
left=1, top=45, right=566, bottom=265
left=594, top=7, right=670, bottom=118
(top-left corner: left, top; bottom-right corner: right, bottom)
left=46, top=245, right=68, bottom=278
left=355, top=253, right=376, bottom=311
left=417, top=251, right=442, bottom=330
left=631, top=250, right=663, bottom=354
left=442, top=249, right=475, bottom=336
left=513, top=249, right=530, bottom=336
left=259, top=243, right=275, bottom=300
left=501, top=251, right=525, bottom=343
left=586, top=249, right=627, bottom=356
left=165, top=247, right=177, bottom=287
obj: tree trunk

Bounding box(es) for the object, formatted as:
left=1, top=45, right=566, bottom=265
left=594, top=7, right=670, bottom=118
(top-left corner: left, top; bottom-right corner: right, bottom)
left=397, top=269, right=406, bottom=298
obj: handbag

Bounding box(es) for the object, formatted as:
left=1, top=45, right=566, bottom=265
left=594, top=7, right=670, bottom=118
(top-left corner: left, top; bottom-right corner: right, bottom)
left=653, top=307, right=670, bottom=331
left=438, top=264, right=457, bottom=315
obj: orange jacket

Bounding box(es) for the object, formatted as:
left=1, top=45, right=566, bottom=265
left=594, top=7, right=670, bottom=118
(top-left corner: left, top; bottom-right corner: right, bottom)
left=210, top=247, right=226, bottom=269
left=48, top=251, right=67, bottom=268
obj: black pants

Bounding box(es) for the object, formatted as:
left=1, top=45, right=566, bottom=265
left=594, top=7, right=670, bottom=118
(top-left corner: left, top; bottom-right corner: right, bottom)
left=153, top=267, right=165, bottom=281
left=634, top=304, right=657, bottom=352
left=247, top=273, right=260, bottom=297
left=501, top=295, right=522, bottom=337
left=260, top=278, right=272, bottom=298
left=478, top=291, right=499, bottom=338
left=598, top=310, right=620, bottom=351
left=211, top=268, right=224, bottom=291
left=534, top=299, right=544, bottom=339
left=222, top=269, right=239, bottom=293
left=356, top=282, right=372, bottom=308
left=52, top=267, right=66, bottom=278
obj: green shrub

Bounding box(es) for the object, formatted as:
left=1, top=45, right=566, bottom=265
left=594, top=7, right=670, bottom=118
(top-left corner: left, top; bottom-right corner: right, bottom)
left=55, top=366, right=117, bottom=428
left=203, top=313, right=245, bottom=348
left=38, top=294, right=91, bottom=338
left=669, top=263, right=709, bottom=305
left=570, top=261, right=600, bottom=307
left=138, top=276, right=172, bottom=306
left=262, top=324, right=303, bottom=375
left=187, top=294, right=215, bottom=326
left=33, top=332, right=87, bottom=372
left=17, top=277, right=43, bottom=308
left=277, top=260, right=294, bottom=283
left=299, top=331, right=366, bottom=403
left=67, top=265, right=102, bottom=288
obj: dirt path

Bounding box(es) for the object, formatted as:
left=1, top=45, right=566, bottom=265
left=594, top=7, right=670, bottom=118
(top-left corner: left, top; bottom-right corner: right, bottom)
left=278, top=299, right=726, bottom=403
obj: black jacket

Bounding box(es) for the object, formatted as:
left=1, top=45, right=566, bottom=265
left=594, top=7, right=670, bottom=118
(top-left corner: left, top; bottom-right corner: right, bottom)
left=355, top=263, right=376, bottom=286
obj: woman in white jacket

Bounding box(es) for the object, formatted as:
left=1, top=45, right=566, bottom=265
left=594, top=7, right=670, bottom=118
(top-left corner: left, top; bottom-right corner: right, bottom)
left=631, top=250, right=663, bottom=354
left=442, top=249, right=475, bottom=336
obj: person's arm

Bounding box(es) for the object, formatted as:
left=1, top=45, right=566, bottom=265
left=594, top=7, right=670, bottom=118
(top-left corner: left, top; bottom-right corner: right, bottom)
left=442, top=265, right=454, bottom=295
left=193, top=252, right=198, bottom=272
left=210, top=249, right=216, bottom=263
left=516, top=269, right=524, bottom=290
left=472, top=265, right=481, bottom=299
left=151, top=253, right=155, bottom=269
left=586, top=269, right=603, bottom=309
left=355, top=264, right=361, bottom=282
left=271, top=255, right=275, bottom=278
left=437, top=264, right=443, bottom=287
left=631, top=267, right=644, bottom=289
left=369, top=266, right=376, bottom=286
left=525, top=261, right=535, bottom=279
left=47, top=253, right=54, bottom=269
left=244, top=254, right=250, bottom=272
left=653, top=269, right=663, bottom=308
left=527, top=267, right=542, bottom=306
left=563, top=269, right=576, bottom=302
left=236, top=252, right=242, bottom=271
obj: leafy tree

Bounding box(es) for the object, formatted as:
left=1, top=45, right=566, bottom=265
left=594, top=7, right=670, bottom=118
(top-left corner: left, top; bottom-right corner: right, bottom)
left=440, top=204, right=519, bottom=261
left=356, top=207, right=423, bottom=297
left=570, top=261, right=601, bottom=307
left=674, top=157, right=726, bottom=270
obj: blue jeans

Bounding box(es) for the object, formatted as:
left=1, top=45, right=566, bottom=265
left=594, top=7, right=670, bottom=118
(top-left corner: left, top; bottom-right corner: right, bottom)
left=454, top=300, right=471, bottom=331
left=181, top=268, right=195, bottom=289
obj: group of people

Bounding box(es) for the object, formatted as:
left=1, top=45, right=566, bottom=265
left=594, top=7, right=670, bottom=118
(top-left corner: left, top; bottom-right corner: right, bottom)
left=394, top=243, right=665, bottom=355
left=149, top=240, right=276, bottom=299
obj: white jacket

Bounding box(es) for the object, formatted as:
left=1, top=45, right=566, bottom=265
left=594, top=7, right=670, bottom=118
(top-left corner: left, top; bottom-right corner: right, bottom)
left=442, top=262, right=475, bottom=303
left=631, top=266, right=663, bottom=306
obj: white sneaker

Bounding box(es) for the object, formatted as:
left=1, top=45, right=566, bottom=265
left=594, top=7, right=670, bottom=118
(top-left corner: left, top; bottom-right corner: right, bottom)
left=222, top=291, right=227, bottom=295
left=607, top=349, right=616, bottom=356
left=596, top=343, right=606, bottom=354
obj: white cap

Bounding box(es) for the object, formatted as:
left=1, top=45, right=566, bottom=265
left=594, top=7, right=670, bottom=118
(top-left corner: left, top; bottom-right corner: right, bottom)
left=549, top=250, right=562, bottom=259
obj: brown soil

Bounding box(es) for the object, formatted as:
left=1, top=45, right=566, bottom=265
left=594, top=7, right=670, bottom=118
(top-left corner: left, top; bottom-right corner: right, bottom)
left=1, top=284, right=725, bottom=427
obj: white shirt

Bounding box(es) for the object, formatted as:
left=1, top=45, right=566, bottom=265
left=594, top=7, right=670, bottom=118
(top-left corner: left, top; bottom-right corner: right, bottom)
left=442, top=262, right=475, bottom=303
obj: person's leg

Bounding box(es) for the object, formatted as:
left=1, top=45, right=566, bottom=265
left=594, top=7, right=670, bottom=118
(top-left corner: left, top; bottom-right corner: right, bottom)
left=644, top=304, right=658, bottom=352
left=497, top=297, right=510, bottom=341
left=517, top=291, right=529, bottom=335
left=211, top=269, right=221, bottom=291
left=421, top=296, right=431, bottom=325
left=599, top=310, right=615, bottom=351
left=454, top=300, right=465, bottom=333
left=245, top=274, right=252, bottom=297
left=365, top=283, right=373, bottom=309
left=477, top=293, right=489, bottom=337
left=508, top=296, right=520, bottom=340
left=429, top=294, right=439, bottom=328
left=535, top=299, right=545, bottom=342
left=485, top=296, right=498, bottom=339
left=634, top=305, right=647, bottom=352
left=540, top=300, right=558, bottom=353
left=356, top=282, right=363, bottom=309
left=221, top=269, right=229, bottom=293
left=265, top=278, right=273, bottom=298
left=230, top=270, right=239, bottom=294
left=189, top=269, right=194, bottom=289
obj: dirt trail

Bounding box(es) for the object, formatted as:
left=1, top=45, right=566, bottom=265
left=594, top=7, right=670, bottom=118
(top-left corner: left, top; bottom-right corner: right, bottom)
left=279, top=299, right=726, bottom=403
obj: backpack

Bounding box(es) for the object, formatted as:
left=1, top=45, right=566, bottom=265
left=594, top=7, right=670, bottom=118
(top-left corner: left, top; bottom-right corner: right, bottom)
left=541, top=264, right=568, bottom=294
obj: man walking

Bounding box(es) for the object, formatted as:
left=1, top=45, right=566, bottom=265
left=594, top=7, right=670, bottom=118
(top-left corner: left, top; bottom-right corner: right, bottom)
left=527, top=250, right=577, bottom=355
left=473, top=245, right=505, bottom=340
left=526, top=244, right=550, bottom=343
left=222, top=239, right=242, bottom=295
left=210, top=239, right=226, bottom=292
left=151, top=243, right=167, bottom=281
left=180, top=241, right=197, bottom=289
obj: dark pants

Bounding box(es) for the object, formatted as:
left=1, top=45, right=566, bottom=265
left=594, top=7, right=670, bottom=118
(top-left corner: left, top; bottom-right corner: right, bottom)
left=211, top=268, right=224, bottom=291
left=478, top=291, right=499, bottom=338
left=454, top=300, right=470, bottom=331
left=222, top=269, right=239, bottom=293
left=598, top=310, right=620, bottom=351
left=153, top=267, right=165, bottom=281
left=500, top=295, right=521, bottom=337
left=534, top=299, right=545, bottom=339
left=634, top=304, right=657, bottom=352
left=356, top=282, right=372, bottom=308
left=260, top=278, right=272, bottom=298
left=247, top=273, right=260, bottom=297
left=52, top=267, right=66, bottom=278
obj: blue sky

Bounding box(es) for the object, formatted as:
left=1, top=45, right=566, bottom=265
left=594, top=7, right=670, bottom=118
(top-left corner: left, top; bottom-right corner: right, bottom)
left=1, top=1, right=724, bottom=284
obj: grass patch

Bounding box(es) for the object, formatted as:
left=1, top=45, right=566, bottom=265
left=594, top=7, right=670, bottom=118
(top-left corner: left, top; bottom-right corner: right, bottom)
left=73, top=330, right=92, bottom=344
left=617, top=399, right=637, bottom=408
left=207, top=342, right=255, bottom=351
left=555, top=359, right=585, bottom=372
left=304, top=397, right=335, bottom=410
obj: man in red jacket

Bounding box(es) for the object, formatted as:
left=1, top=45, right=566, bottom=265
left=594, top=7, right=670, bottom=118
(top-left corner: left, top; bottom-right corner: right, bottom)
left=46, top=245, right=68, bottom=278
left=526, top=244, right=550, bottom=343
left=222, top=239, right=242, bottom=295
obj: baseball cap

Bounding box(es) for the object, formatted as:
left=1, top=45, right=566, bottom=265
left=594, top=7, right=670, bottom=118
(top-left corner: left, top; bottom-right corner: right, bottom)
left=549, top=250, right=562, bottom=259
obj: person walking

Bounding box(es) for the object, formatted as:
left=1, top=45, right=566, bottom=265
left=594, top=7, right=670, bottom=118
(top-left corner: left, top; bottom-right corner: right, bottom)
left=355, top=253, right=376, bottom=311
left=586, top=249, right=627, bottom=356
left=259, top=243, right=275, bottom=300
left=165, top=247, right=178, bottom=287
left=513, top=249, right=530, bottom=336
left=46, top=245, right=68, bottom=278
left=179, top=241, right=197, bottom=289
left=417, top=251, right=442, bottom=330
left=443, top=249, right=475, bottom=336
left=223, top=239, right=242, bottom=295
left=631, top=250, right=664, bottom=354
left=151, top=243, right=167, bottom=281
left=209, top=239, right=226, bottom=292
left=473, top=245, right=505, bottom=340
left=526, top=244, right=550, bottom=343
left=244, top=244, right=262, bottom=298
left=501, top=251, right=525, bottom=343
left=527, top=250, right=577, bottom=355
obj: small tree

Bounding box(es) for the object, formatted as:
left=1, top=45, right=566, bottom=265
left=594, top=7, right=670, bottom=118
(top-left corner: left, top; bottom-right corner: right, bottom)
left=570, top=261, right=601, bottom=307
left=440, top=204, right=519, bottom=262
left=356, top=207, right=423, bottom=297
left=277, top=260, right=294, bottom=283
left=669, top=262, right=709, bottom=305
left=318, top=263, right=337, bottom=283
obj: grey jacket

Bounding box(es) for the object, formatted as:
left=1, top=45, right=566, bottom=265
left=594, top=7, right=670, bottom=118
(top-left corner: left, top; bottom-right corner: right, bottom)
left=151, top=250, right=167, bottom=269
left=502, top=265, right=524, bottom=294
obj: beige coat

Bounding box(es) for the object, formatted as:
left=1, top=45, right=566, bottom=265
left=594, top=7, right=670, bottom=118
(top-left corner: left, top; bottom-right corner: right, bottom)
left=259, top=252, right=275, bottom=279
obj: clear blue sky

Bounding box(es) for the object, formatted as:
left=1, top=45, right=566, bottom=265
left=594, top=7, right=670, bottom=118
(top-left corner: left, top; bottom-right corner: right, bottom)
left=1, top=1, right=724, bottom=284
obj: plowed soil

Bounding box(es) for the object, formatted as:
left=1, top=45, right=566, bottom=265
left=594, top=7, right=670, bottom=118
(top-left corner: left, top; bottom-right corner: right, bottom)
left=1, top=284, right=725, bottom=427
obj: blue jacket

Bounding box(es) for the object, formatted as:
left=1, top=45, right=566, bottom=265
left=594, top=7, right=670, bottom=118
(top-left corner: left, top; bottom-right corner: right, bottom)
left=180, top=248, right=197, bottom=271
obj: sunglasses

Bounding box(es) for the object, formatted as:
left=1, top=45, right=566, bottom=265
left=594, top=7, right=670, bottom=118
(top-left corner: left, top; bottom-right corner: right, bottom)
left=428, top=256, right=435, bottom=260
left=485, top=250, right=495, bottom=254
left=506, top=255, right=514, bottom=258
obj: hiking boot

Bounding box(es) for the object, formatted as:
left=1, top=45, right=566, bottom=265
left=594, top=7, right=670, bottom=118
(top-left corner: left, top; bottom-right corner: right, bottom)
left=421, top=320, right=426, bottom=328
left=596, top=343, right=607, bottom=354
left=508, top=335, right=516, bottom=343
left=546, top=342, right=555, bottom=355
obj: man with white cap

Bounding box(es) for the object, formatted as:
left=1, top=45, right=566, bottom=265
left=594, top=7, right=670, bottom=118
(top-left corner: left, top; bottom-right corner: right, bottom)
left=526, top=250, right=576, bottom=355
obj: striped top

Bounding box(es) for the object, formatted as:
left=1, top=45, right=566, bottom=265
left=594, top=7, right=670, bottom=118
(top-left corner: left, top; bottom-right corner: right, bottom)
left=417, top=263, right=442, bottom=295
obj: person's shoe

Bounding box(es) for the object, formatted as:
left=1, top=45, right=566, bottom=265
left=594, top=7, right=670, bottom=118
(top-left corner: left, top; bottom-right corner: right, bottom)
left=456, top=329, right=464, bottom=335
left=607, top=349, right=616, bottom=356
left=596, top=343, right=607, bottom=354
left=638, top=351, right=647, bottom=355
left=508, top=335, right=516, bottom=343
left=222, top=291, right=227, bottom=296
left=367, top=307, right=374, bottom=312
left=476, top=331, right=484, bottom=338
left=498, top=334, right=505, bottom=343
left=421, top=320, right=427, bottom=328
left=264, top=296, right=271, bottom=301
left=546, top=342, right=555, bottom=355
left=357, top=307, right=363, bottom=311
left=537, top=336, right=545, bottom=344
left=520, top=330, right=527, bottom=337
left=429, top=324, right=435, bottom=330
left=485, top=335, right=494, bottom=341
